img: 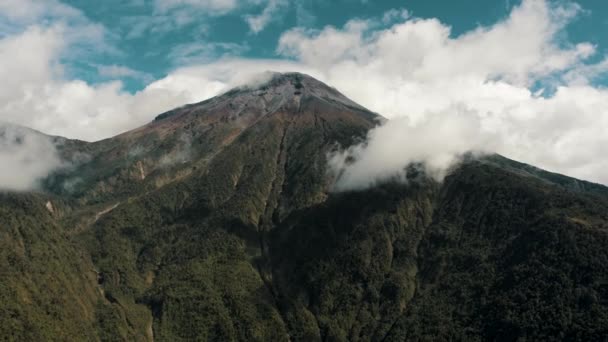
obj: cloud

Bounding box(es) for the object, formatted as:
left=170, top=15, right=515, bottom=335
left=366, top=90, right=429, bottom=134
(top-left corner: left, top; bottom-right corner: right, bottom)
left=152, top=0, right=291, bottom=35
left=121, top=13, right=198, bottom=40
left=0, top=0, right=81, bottom=27
left=143, top=58, right=316, bottom=102
left=245, top=0, right=289, bottom=33
left=97, top=65, right=153, bottom=82
left=0, top=24, right=161, bottom=141
left=168, top=41, right=250, bottom=65
left=273, top=0, right=608, bottom=188
left=563, top=57, right=608, bottom=85
left=277, top=20, right=369, bottom=67
left=295, top=3, right=316, bottom=27
left=381, top=8, right=410, bottom=25
left=328, top=109, right=497, bottom=191
left=278, top=0, right=593, bottom=89
left=0, top=25, right=300, bottom=141
left=118, top=0, right=241, bottom=41
left=1, top=0, right=608, bottom=190
left=0, top=25, right=64, bottom=91
left=0, top=124, right=62, bottom=191
left=0, top=0, right=115, bottom=54
left=154, top=0, right=239, bottom=14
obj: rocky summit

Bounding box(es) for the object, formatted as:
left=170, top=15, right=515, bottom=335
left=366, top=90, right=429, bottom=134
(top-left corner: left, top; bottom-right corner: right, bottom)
left=2, top=73, right=608, bottom=341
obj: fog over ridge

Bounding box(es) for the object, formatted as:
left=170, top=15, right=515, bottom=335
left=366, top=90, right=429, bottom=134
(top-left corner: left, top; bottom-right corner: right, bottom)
left=0, top=123, right=63, bottom=191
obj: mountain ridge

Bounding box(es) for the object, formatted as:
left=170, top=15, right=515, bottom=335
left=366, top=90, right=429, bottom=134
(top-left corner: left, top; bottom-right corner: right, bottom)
left=8, top=72, right=602, bottom=201
left=2, top=73, right=608, bottom=341
left=33, top=72, right=607, bottom=205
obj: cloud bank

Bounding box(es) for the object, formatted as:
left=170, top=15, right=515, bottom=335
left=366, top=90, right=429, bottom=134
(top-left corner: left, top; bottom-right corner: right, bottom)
left=328, top=109, right=497, bottom=191
left=1, top=0, right=608, bottom=189
left=286, top=0, right=608, bottom=188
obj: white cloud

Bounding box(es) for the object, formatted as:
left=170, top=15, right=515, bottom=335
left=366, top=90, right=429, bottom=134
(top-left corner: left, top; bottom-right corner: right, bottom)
left=328, top=109, right=497, bottom=191
left=168, top=41, right=249, bottom=65
left=563, top=57, right=608, bottom=85
left=152, top=0, right=291, bottom=34
left=0, top=25, right=64, bottom=91
left=0, top=124, right=62, bottom=191
left=272, top=0, right=608, bottom=188
left=121, top=13, right=198, bottom=40
left=278, top=0, right=593, bottom=90
left=295, top=3, right=315, bottom=27
left=97, top=64, right=153, bottom=82
left=0, top=16, right=192, bottom=140
left=278, top=19, right=370, bottom=68
left=0, top=26, right=300, bottom=141
left=245, top=0, right=288, bottom=33
left=381, top=8, right=410, bottom=25
left=144, top=58, right=317, bottom=101
left=154, top=0, right=239, bottom=14
left=1, top=0, right=608, bottom=190
left=0, top=0, right=81, bottom=26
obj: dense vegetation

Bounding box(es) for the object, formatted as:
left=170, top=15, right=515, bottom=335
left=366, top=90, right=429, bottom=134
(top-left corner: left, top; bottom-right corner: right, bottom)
left=0, top=193, right=103, bottom=341
left=2, top=73, right=608, bottom=341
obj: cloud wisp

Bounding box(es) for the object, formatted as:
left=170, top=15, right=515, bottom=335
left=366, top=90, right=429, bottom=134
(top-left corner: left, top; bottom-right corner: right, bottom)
left=244, top=0, right=289, bottom=34
left=96, top=65, right=153, bottom=83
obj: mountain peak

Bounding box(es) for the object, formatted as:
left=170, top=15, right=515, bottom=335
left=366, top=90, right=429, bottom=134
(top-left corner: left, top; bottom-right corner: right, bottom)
left=221, top=71, right=370, bottom=110
left=8, top=70, right=608, bottom=341
left=154, top=71, right=377, bottom=122
left=255, top=72, right=332, bottom=91
left=248, top=72, right=361, bottom=107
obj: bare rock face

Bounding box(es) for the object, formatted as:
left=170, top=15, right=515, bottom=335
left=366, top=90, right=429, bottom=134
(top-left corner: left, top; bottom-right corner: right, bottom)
left=3, top=73, right=608, bottom=341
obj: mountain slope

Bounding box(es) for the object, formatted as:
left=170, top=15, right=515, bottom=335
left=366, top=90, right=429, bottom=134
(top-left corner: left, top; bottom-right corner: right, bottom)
left=0, top=193, right=103, bottom=341
left=2, top=73, right=608, bottom=341
left=389, top=160, right=608, bottom=340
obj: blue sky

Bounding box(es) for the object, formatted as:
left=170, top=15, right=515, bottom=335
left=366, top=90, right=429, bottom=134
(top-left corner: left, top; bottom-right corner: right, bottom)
left=1, top=0, right=608, bottom=188
left=53, top=0, right=608, bottom=92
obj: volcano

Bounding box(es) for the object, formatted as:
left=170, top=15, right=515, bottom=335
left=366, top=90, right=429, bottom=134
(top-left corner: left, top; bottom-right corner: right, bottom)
left=2, top=73, right=608, bottom=341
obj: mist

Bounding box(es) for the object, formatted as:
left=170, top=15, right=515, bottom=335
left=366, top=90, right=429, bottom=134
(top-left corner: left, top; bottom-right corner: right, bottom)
left=0, top=123, right=62, bottom=191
